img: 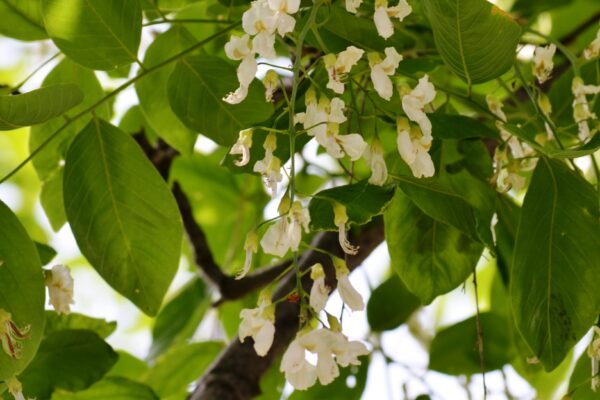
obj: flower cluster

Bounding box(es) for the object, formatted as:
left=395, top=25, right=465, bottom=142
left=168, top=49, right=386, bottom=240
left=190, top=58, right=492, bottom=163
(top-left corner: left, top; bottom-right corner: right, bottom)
left=344, top=0, right=412, bottom=40
left=571, top=77, right=600, bottom=142
left=224, top=0, right=300, bottom=104
left=0, top=309, right=30, bottom=359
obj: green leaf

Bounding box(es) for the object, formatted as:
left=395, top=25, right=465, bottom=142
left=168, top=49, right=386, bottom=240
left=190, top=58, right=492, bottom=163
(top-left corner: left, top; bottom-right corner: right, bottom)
left=136, top=26, right=198, bottom=154
left=19, top=329, right=118, bottom=399
left=0, top=84, right=83, bottom=131
left=168, top=55, right=274, bottom=146
left=0, top=0, right=47, bottom=41
left=107, top=351, right=149, bottom=382
left=547, top=135, right=600, bottom=159
left=42, top=0, right=142, bottom=70
left=0, top=200, right=45, bottom=381
left=142, top=341, right=224, bottom=398
left=308, top=180, right=395, bottom=231
left=34, top=241, right=57, bottom=265
left=423, top=0, right=522, bottom=84
left=63, top=119, right=183, bottom=316
left=392, top=140, right=496, bottom=247
left=430, top=113, right=500, bottom=140
left=384, top=191, right=483, bottom=304
left=30, top=59, right=110, bottom=231
left=289, top=356, right=369, bottom=400
left=429, top=313, right=515, bottom=375
left=304, top=6, right=414, bottom=53
left=511, top=158, right=600, bottom=370
left=494, top=195, right=520, bottom=283
left=149, top=277, right=208, bottom=360
left=367, top=274, right=421, bottom=332
left=44, top=312, right=117, bottom=339
left=51, top=377, right=159, bottom=400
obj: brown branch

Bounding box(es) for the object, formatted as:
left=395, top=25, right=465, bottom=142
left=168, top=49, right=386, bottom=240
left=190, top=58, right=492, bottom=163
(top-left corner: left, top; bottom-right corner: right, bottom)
left=133, top=135, right=304, bottom=303
left=190, top=221, right=385, bottom=400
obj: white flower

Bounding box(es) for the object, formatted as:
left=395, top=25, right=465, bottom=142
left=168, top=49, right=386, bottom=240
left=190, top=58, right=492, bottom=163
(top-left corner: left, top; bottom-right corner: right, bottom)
left=365, top=139, right=388, bottom=185
left=584, top=28, right=600, bottom=60
left=280, top=338, right=317, bottom=390
left=310, top=263, right=330, bottom=313
left=333, top=203, right=358, bottom=255
left=237, top=231, right=259, bottom=279
left=281, top=328, right=368, bottom=390
left=287, top=201, right=311, bottom=251
left=320, top=130, right=366, bottom=161
left=223, top=54, right=258, bottom=105
left=263, top=69, right=279, bottom=102
left=345, top=0, right=363, bottom=13
left=325, top=46, right=364, bottom=94
left=268, top=0, right=299, bottom=36
left=253, top=133, right=283, bottom=197
left=230, top=129, right=254, bottom=167
left=401, top=75, right=436, bottom=137
left=225, top=34, right=252, bottom=61
left=396, top=118, right=435, bottom=178
left=333, top=257, right=364, bottom=311
left=486, top=95, right=507, bottom=122
left=494, top=147, right=525, bottom=193
left=260, top=218, right=290, bottom=257
left=0, top=309, right=30, bottom=359
left=373, top=0, right=412, bottom=39
left=532, top=44, right=556, bottom=84
left=572, top=77, right=600, bottom=141
left=369, top=47, right=403, bottom=100
left=239, top=292, right=275, bottom=356
left=45, top=264, right=74, bottom=315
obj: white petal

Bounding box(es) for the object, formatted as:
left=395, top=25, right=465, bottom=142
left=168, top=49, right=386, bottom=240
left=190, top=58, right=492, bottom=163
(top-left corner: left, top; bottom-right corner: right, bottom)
left=238, top=55, right=258, bottom=89
left=337, top=274, right=364, bottom=311
left=338, top=133, right=367, bottom=161
left=223, top=85, right=249, bottom=104
left=371, top=65, right=394, bottom=100
left=367, top=148, right=388, bottom=186
left=225, top=34, right=252, bottom=60
left=275, top=12, right=297, bottom=36
left=396, top=129, right=416, bottom=164
left=260, top=219, right=291, bottom=257
left=374, top=6, right=394, bottom=39
left=345, top=0, right=362, bottom=13
left=254, top=320, right=275, bottom=356
left=252, top=31, right=276, bottom=58
left=310, top=277, right=330, bottom=313
left=316, top=352, right=339, bottom=385
left=328, top=98, right=347, bottom=124
left=387, top=0, right=412, bottom=21
left=46, top=264, right=75, bottom=315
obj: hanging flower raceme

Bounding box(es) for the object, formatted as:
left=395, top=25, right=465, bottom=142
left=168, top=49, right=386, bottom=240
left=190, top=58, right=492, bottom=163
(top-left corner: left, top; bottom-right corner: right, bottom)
left=310, top=263, right=330, bottom=313
left=584, top=28, right=600, bottom=60
left=333, top=202, right=359, bottom=255
left=373, top=0, right=412, bottom=39
left=296, top=93, right=367, bottom=160
left=368, top=47, right=403, bottom=101
left=364, top=138, right=388, bottom=186
left=239, top=291, right=276, bottom=357
left=280, top=328, right=368, bottom=390
left=224, top=34, right=258, bottom=104
left=253, top=133, right=283, bottom=197
left=261, top=199, right=310, bottom=257
left=532, top=44, right=556, bottom=84
left=45, top=264, right=75, bottom=315
left=237, top=231, right=259, bottom=279
left=0, top=309, right=30, bottom=359
left=230, top=129, right=254, bottom=167
left=572, top=77, right=600, bottom=141
left=396, top=117, right=435, bottom=178
left=324, top=46, right=364, bottom=94
left=401, top=74, right=436, bottom=138
left=332, top=257, right=364, bottom=311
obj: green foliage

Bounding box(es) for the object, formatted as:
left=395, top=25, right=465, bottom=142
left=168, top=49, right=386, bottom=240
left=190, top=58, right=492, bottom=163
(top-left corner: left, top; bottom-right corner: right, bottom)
left=51, top=377, right=159, bottom=400
left=168, top=55, right=273, bottom=146
left=367, top=274, right=421, bottom=331
left=0, top=0, right=46, bottom=41
left=0, top=85, right=83, bottom=131
left=0, top=200, right=45, bottom=381
left=423, top=0, right=522, bottom=84
left=44, top=312, right=117, bottom=339
left=429, top=313, right=515, bottom=375
left=511, top=158, right=600, bottom=370
left=18, top=330, right=118, bottom=399
left=41, top=0, right=143, bottom=70
left=63, top=119, right=183, bottom=316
